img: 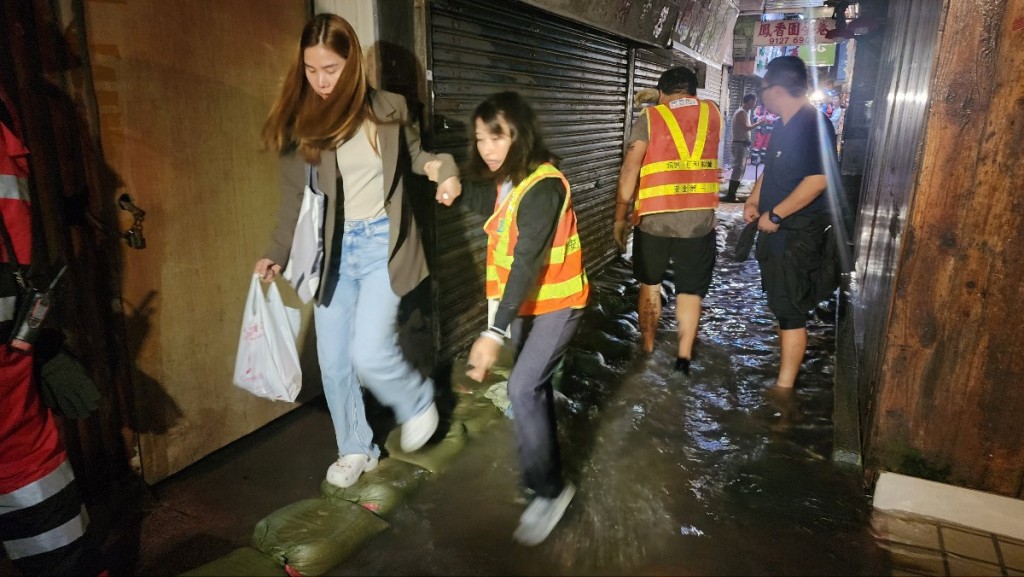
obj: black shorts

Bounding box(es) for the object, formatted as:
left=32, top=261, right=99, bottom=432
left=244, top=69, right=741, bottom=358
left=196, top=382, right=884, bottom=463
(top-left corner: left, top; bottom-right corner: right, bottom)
left=755, top=213, right=832, bottom=330
left=757, top=250, right=807, bottom=330
left=633, top=229, right=716, bottom=297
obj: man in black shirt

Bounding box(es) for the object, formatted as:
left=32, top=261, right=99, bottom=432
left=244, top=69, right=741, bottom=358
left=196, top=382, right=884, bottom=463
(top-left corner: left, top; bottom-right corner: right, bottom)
left=743, top=56, right=838, bottom=389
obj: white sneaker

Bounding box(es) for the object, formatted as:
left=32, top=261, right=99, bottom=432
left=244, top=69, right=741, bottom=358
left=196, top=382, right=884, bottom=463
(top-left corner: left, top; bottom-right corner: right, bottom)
left=325, top=454, right=378, bottom=488
left=400, top=401, right=439, bottom=452
left=513, top=483, right=576, bottom=546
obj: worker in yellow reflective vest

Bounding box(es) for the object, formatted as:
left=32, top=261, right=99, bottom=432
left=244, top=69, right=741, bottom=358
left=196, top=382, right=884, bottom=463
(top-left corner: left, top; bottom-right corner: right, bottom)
left=613, top=66, right=721, bottom=375
left=428, top=91, right=588, bottom=547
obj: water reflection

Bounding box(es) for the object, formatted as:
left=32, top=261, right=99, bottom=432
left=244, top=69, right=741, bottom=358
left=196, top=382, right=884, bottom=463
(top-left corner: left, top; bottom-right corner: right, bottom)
left=331, top=212, right=888, bottom=576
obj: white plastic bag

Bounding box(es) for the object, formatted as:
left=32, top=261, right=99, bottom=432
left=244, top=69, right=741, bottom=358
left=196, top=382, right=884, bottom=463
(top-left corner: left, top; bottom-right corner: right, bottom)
left=282, top=164, right=325, bottom=303
left=233, top=275, right=302, bottom=402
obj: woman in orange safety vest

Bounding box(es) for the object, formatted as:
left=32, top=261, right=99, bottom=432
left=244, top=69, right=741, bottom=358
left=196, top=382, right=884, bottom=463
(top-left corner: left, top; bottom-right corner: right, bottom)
left=428, top=91, right=588, bottom=547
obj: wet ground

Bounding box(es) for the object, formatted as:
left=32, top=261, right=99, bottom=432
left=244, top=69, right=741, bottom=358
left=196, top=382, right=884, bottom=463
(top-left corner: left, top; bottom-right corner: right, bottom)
left=326, top=208, right=889, bottom=576
left=0, top=207, right=890, bottom=577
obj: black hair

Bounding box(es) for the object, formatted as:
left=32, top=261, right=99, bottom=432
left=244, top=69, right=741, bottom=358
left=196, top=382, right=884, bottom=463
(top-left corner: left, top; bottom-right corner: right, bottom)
left=765, top=56, right=809, bottom=97
left=466, top=91, right=559, bottom=185
left=657, top=66, right=698, bottom=96
left=742, top=93, right=757, bottom=105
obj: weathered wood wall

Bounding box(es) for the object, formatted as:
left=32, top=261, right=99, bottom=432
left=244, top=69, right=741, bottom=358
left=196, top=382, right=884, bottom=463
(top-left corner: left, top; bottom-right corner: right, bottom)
left=859, top=0, right=1024, bottom=497
left=83, top=0, right=314, bottom=484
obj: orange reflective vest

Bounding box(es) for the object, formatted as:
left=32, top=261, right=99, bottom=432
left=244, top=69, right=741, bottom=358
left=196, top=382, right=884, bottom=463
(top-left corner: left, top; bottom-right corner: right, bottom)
left=483, top=163, right=589, bottom=316
left=635, top=98, right=721, bottom=218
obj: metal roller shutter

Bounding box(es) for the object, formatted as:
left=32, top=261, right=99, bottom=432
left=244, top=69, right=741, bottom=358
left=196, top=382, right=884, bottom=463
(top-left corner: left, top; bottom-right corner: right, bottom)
left=726, top=72, right=741, bottom=168
left=630, top=48, right=707, bottom=128
left=428, top=0, right=630, bottom=360
left=699, top=64, right=724, bottom=104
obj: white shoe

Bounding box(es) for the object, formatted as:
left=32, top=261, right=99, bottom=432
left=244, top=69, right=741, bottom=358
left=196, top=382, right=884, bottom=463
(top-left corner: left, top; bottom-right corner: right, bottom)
left=325, top=454, right=378, bottom=488
left=513, top=483, right=576, bottom=546
left=400, top=401, right=439, bottom=452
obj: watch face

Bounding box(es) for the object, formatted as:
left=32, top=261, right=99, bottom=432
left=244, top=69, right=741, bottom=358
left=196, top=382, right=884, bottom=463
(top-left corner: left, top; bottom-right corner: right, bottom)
left=770, top=212, right=782, bottom=224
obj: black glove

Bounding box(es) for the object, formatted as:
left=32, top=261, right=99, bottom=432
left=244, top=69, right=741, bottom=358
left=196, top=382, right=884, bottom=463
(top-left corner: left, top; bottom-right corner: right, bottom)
left=733, top=220, right=759, bottom=262
left=39, top=347, right=101, bottom=419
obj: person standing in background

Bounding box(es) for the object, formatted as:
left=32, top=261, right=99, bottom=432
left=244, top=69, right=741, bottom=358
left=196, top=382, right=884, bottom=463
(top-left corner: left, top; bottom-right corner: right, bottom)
left=723, top=93, right=763, bottom=203
left=255, top=14, right=461, bottom=489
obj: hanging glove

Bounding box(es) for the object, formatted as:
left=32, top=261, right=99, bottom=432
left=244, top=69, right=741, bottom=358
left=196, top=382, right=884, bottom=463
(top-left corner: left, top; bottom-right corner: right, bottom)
left=613, top=220, right=632, bottom=254
left=39, top=348, right=100, bottom=419
left=733, top=220, right=759, bottom=262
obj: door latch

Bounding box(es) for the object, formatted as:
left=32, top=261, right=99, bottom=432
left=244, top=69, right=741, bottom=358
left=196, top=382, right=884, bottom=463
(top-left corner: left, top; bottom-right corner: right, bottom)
left=118, top=194, right=147, bottom=249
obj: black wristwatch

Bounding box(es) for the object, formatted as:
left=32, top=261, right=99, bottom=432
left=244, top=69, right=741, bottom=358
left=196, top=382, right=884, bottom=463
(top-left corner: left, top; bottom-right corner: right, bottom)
left=768, top=209, right=783, bottom=225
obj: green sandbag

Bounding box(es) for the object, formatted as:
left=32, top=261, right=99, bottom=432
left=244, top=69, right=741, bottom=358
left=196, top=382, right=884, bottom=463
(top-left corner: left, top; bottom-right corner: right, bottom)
left=252, top=498, right=389, bottom=576
left=453, top=395, right=504, bottom=435
left=180, top=547, right=286, bottom=576
left=385, top=421, right=468, bottom=474
left=320, top=458, right=430, bottom=516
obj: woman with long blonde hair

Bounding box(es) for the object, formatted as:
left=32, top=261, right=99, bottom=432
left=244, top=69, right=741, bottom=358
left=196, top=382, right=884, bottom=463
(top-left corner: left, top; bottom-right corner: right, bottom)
left=254, top=13, right=461, bottom=489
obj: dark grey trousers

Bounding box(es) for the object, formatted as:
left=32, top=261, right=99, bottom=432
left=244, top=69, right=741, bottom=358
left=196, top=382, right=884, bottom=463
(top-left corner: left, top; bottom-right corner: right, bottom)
left=508, top=307, right=583, bottom=498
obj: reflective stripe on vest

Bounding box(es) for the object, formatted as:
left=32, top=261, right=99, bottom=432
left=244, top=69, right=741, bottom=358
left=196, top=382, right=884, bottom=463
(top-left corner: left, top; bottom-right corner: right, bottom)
left=4, top=507, right=89, bottom=560
left=0, top=461, right=86, bottom=560
left=0, top=120, right=32, bottom=265
left=1, top=119, right=32, bottom=324
left=483, top=164, right=589, bottom=316
left=636, top=101, right=720, bottom=217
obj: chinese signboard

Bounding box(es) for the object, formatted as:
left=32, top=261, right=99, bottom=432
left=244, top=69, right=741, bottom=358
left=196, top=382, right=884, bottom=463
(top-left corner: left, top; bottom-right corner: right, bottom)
left=752, top=18, right=836, bottom=46
left=752, top=42, right=836, bottom=77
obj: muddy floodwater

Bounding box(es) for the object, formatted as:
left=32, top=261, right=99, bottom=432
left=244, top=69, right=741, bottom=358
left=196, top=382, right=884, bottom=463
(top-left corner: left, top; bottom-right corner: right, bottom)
left=330, top=211, right=890, bottom=576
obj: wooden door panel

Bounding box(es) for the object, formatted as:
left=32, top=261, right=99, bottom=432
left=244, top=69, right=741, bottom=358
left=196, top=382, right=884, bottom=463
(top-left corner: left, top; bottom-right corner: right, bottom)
left=84, top=0, right=313, bottom=483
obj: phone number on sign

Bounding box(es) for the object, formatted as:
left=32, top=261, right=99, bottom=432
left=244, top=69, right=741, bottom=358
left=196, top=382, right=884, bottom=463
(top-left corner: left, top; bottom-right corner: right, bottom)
left=763, top=36, right=805, bottom=45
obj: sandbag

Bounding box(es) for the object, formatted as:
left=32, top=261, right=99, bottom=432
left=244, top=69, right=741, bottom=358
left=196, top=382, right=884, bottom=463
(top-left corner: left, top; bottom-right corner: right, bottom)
left=454, top=394, right=505, bottom=434
left=252, top=498, right=389, bottom=576
left=482, top=381, right=512, bottom=418
left=385, top=421, right=468, bottom=474
left=180, top=547, right=286, bottom=577
left=320, top=458, right=431, bottom=517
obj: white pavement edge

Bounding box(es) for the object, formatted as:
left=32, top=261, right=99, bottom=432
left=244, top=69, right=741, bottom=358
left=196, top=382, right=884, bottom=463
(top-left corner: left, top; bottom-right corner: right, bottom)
left=873, top=471, right=1024, bottom=541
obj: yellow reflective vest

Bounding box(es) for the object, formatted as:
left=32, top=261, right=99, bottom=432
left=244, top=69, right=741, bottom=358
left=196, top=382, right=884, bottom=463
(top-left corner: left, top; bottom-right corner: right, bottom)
left=635, top=99, right=721, bottom=217
left=483, top=163, right=589, bottom=316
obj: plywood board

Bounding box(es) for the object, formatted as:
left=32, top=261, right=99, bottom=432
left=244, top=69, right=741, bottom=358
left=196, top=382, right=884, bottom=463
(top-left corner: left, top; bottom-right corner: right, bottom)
left=84, top=0, right=315, bottom=483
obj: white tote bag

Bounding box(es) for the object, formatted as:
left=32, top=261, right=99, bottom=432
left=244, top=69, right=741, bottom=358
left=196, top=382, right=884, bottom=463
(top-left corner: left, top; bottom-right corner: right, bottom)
left=282, top=164, right=325, bottom=303
left=232, top=274, right=302, bottom=402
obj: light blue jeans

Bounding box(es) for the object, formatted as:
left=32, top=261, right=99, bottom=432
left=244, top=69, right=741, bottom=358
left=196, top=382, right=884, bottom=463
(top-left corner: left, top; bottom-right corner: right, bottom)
left=313, top=216, right=434, bottom=458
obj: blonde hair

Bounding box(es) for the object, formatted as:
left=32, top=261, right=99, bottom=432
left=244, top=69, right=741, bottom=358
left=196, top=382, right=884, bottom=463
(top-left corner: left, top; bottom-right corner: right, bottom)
left=261, top=14, right=380, bottom=163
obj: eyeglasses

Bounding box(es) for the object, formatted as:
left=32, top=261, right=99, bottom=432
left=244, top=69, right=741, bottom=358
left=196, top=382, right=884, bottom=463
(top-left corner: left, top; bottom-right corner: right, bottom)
left=756, top=84, right=779, bottom=95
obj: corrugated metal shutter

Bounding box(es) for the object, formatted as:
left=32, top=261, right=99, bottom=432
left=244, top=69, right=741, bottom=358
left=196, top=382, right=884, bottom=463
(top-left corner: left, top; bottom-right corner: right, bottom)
left=726, top=71, right=741, bottom=167
left=698, top=65, right=724, bottom=103
left=428, top=0, right=630, bottom=361
left=630, top=48, right=707, bottom=128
